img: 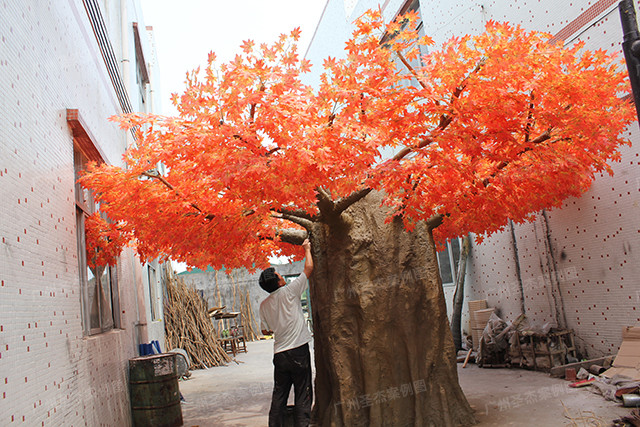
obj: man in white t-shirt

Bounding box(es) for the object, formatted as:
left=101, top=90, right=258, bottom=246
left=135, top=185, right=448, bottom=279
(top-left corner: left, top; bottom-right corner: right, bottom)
left=259, top=239, right=313, bottom=427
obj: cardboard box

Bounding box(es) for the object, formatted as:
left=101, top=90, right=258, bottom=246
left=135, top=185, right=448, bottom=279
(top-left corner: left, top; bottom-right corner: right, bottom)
left=602, top=326, right=640, bottom=380
left=468, top=301, right=492, bottom=350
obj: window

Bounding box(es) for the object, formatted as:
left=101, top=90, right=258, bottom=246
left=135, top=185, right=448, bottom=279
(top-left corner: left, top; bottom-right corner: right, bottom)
left=69, top=109, right=120, bottom=335
left=133, top=22, right=149, bottom=104
left=397, top=0, right=429, bottom=70
left=437, top=238, right=461, bottom=286
left=382, top=0, right=429, bottom=79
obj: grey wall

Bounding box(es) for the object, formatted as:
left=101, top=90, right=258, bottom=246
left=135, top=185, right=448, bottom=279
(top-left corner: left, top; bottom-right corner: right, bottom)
left=179, top=261, right=305, bottom=331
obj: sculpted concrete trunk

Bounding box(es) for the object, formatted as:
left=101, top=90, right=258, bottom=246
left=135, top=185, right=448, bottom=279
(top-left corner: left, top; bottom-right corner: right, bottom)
left=307, top=192, right=475, bottom=426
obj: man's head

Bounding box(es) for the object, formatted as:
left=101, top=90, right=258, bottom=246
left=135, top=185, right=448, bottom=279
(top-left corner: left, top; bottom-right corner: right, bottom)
left=259, top=267, right=285, bottom=293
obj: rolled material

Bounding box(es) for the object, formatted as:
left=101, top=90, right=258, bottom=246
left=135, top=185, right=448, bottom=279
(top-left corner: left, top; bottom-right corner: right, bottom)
left=622, top=394, right=640, bottom=407
left=588, top=364, right=606, bottom=375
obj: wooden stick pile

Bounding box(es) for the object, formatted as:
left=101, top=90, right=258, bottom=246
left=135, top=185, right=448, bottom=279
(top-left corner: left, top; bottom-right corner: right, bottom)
left=239, top=290, right=259, bottom=341
left=228, top=272, right=261, bottom=342
left=164, top=271, right=231, bottom=369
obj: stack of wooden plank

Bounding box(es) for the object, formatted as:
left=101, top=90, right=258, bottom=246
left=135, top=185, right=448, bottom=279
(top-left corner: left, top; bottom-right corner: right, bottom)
left=468, top=300, right=494, bottom=350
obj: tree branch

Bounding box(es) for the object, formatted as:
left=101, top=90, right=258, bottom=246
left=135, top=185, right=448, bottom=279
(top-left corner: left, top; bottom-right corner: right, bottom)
left=276, top=207, right=318, bottom=222
left=265, top=147, right=281, bottom=156
left=141, top=170, right=175, bottom=190
left=275, top=228, right=308, bottom=245
left=316, top=187, right=333, bottom=204
left=524, top=92, right=535, bottom=144
left=249, top=82, right=266, bottom=122
left=390, top=136, right=435, bottom=162
left=315, top=186, right=336, bottom=217
left=529, top=129, right=553, bottom=145
left=389, top=57, right=488, bottom=164
left=427, top=214, right=444, bottom=230
left=334, top=187, right=373, bottom=215
left=481, top=128, right=557, bottom=187
left=315, top=185, right=374, bottom=219
left=395, top=50, right=427, bottom=89
left=273, top=212, right=315, bottom=229
left=327, top=113, right=336, bottom=127
left=141, top=171, right=215, bottom=220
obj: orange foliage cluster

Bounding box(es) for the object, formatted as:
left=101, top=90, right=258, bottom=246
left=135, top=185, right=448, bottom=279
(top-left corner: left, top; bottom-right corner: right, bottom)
left=84, top=213, right=133, bottom=269
left=79, top=9, right=635, bottom=270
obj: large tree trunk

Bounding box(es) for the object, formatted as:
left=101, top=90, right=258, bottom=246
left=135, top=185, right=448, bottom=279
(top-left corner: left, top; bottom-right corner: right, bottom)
left=308, top=192, right=475, bottom=427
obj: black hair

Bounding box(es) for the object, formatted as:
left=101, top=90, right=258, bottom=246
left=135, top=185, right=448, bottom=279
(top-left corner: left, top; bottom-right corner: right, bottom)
left=259, top=267, right=280, bottom=293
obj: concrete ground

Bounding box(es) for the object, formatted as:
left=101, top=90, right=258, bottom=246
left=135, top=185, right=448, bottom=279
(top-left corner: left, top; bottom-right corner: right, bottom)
left=178, top=340, right=632, bottom=426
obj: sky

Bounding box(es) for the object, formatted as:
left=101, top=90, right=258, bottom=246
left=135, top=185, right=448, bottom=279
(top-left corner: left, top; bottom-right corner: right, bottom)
left=140, top=0, right=328, bottom=116
left=139, top=1, right=328, bottom=269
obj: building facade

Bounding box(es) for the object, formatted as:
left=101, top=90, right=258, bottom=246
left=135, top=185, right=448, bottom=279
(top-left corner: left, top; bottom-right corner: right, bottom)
left=306, top=0, right=640, bottom=358
left=0, top=0, right=165, bottom=424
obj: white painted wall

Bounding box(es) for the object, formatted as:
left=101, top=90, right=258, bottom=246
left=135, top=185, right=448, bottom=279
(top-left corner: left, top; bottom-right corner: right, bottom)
left=0, top=0, right=164, bottom=424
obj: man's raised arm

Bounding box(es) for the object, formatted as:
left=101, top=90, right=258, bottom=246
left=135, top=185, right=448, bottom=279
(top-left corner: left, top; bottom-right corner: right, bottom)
left=302, top=239, right=313, bottom=278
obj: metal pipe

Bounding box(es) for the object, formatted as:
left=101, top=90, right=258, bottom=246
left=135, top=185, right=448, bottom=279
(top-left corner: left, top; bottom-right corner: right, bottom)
left=588, top=364, right=606, bottom=375
left=620, top=0, right=640, bottom=40
left=619, top=0, right=640, bottom=125
left=622, top=393, right=640, bottom=407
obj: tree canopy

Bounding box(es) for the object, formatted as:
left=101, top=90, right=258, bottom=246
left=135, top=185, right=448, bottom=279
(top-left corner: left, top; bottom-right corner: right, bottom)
left=80, top=10, right=635, bottom=270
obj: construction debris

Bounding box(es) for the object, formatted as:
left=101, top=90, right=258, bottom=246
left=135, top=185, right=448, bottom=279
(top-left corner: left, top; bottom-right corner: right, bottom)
left=550, top=356, right=615, bottom=378
left=509, top=326, right=577, bottom=371
left=214, top=272, right=261, bottom=342
left=622, top=394, right=640, bottom=408
left=477, top=313, right=511, bottom=367
left=472, top=310, right=579, bottom=372
left=462, top=349, right=473, bottom=368
left=589, top=375, right=640, bottom=402
left=602, top=326, right=640, bottom=381
left=164, top=271, right=231, bottom=369
left=561, top=401, right=607, bottom=427
left=569, top=378, right=596, bottom=388
left=612, top=409, right=640, bottom=427
left=557, top=326, right=640, bottom=423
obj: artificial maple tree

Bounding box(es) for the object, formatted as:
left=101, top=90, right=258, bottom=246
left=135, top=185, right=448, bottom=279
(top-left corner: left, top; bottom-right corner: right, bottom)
left=80, top=10, right=634, bottom=426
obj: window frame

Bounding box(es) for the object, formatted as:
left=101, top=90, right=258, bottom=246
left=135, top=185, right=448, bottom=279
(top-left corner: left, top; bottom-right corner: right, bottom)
left=437, top=238, right=462, bottom=287
left=69, top=109, right=121, bottom=336
left=380, top=0, right=429, bottom=86
left=132, top=22, right=149, bottom=105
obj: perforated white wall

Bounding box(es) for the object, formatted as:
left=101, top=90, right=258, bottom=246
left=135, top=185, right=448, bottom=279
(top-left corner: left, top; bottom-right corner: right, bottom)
left=460, top=0, right=640, bottom=358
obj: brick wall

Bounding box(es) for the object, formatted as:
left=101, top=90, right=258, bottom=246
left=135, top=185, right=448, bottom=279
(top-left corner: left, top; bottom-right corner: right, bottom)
left=0, top=0, right=159, bottom=425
